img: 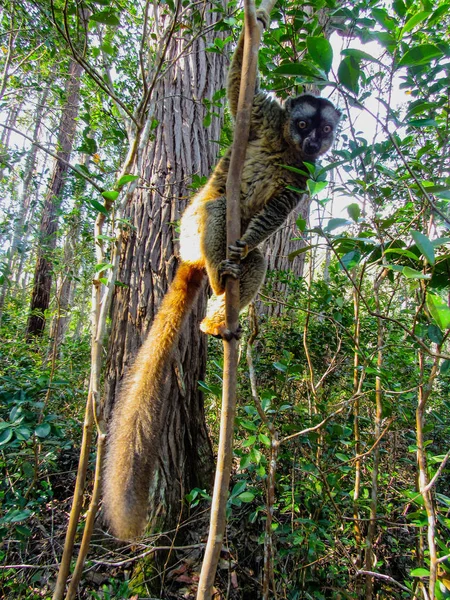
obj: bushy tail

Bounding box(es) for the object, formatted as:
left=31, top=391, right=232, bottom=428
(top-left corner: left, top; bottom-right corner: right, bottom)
left=102, top=262, right=205, bottom=540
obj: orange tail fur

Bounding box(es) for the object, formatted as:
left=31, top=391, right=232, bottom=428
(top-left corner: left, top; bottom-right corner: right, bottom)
left=102, top=262, right=205, bottom=540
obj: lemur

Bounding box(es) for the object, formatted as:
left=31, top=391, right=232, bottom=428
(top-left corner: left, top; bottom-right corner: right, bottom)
left=103, top=11, right=341, bottom=541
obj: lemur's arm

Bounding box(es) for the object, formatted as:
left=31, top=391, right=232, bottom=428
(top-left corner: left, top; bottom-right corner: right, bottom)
left=239, top=189, right=306, bottom=250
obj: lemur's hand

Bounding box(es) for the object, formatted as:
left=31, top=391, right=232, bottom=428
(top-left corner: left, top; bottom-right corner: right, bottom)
left=256, top=9, right=270, bottom=30
left=228, top=239, right=249, bottom=261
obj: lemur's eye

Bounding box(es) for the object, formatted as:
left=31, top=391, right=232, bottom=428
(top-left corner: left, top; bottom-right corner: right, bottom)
left=323, top=125, right=332, bottom=133
left=298, top=120, right=307, bottom=129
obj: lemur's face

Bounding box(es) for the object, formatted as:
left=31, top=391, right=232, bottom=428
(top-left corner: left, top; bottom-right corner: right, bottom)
left=284, top=94, right=341, bottom=159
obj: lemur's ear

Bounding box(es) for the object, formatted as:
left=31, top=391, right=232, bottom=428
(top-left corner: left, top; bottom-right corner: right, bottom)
left=284, top=94, right=312, bottom=113
left=285, top=97, right=293, bottom=113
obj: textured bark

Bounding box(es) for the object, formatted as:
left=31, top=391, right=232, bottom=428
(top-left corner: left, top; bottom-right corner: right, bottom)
left=26, top=59, right=83, bottom=338
left=104, top=5, right=226, bottom=530
left=262, top=200, right=311, bottom=315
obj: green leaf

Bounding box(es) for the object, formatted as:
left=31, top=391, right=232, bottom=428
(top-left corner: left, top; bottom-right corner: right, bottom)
left=288, top=245, right=312, bottom=261
left=101, top=190, right=119, bottom=202
left=90, top=199, right=109, bottom=215
left=432, top=237, right=450, bottom=248
left=399, top=11, right=431, bottom=38
left=340, top=250, right=361, bottom=270
left=273, top=361, right=287, bottom=372
left=411, top=230, right=435, bottom=265
left=15, top=426, right=31, bottom=441
left=273, top=62, right=326, bottom=79
left=407, top=118, right=438, bottom=127
left=428, top=324, right=444, bottom=345
left=306, top=37, right=333, bottom=73
left=384, top=248, right=420, bottom=260
left=347, top=203, right=361, bottom=222
left=441, top=360, right=450, bottom=375
left=8, top=509, right=32, bottom=523
left=336, top=453, right=349, bottom=462
left=237, top=492, right=255, bottom=503
left=337, top=56, right=361, bottom=95
left=242, top=436, right=256, bottom=448
left=324, top=218, right=350, bottom=233
left=100, top=42, right=115, bottom=56
left=398, top=44, right=444, bottom=67
left=296, top=217, right=307, bottom=232
left=90, top=11, right=120, bottom=26
left=15, top=525, right=32, bottom=537
left=0, top=428, right=13, bottom=446
left=259, top=433, right=271, bottom=447
left=427, top=293, right=450, bottom=330
left=116, top=174, right=139, bottom=189
left=341, top=48, right=380, bottom=64
left=94, top=262, right=114, bottom=272
left=411, top=567, right=430, bottom=577
left=35, top=423, right=51, bottom=438
left=307, top=180, right=328, bottom=196
left=402, top=266, right=431, bottom=279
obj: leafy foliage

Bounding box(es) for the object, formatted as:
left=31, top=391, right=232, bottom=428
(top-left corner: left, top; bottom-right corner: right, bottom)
left=0, top=0, right=449, bottom=598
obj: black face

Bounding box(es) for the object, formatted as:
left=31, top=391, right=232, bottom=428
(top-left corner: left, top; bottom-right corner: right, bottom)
left=285, top=94, right=341, bottom=159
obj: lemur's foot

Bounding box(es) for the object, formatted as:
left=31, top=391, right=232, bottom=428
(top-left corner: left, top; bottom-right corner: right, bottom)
left=218, top=259, right=242, bottom=288
left=200, top=317, right=242, bottom=341
left=228, top=239, right=249, bottom=261
left=256, top=9, right=270, bottom=29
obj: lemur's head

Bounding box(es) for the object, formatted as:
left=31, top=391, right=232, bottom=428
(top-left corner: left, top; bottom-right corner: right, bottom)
left=284, top=94, right=341, bottom=159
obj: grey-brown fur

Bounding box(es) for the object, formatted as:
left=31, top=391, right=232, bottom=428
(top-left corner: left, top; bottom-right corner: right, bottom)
left=103, top=12, right=341, bottom=541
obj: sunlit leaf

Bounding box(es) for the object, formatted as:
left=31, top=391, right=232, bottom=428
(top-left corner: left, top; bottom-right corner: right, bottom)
left=411, top=568, right=430, bottom=577
left=116, top=174, right=139, bottom=188
left=35, top=423, right=51, bottom=438
left=399, top=11, right=431, bottom=38
left=427, top=293, right=450, bottom=330
left=337, top=56, right=361, bottom=94
left=307, top=180, right=328, bottom=196
left=307, top=37, right=333, bottom=73
left=324, top=218, right=350, bottom=233
left=411, top=230, right=435, bottom=265
left=398, top=44, right=443, bottom=67
left=238, top=492, right=255, bottom=503
left=101, top=190, right=119, bottom=202
left=347, top=203, right=361, bottom=222
left=402, top=266, right=431, bottom=279
left=341, top=48, right=380, bottom=64
left=0, top=428, right=13, bottom=446
left=90, top=11, right=120, bottom=26
left=288, top=245, right=312, bottom=261
left=90, top=199, right=109, bottom=215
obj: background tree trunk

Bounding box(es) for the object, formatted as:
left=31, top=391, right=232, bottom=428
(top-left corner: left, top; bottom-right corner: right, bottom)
left=0, top=84, right=50, bottom=322
left=104, top=4, right=227, bottom=530
left=26, top=59, right=83, bottom=338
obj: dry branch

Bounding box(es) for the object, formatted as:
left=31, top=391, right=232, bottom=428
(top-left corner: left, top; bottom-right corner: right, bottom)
left=196, top=0, right=277, bottom=596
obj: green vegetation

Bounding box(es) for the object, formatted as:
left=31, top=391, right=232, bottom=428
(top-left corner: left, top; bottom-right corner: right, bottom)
left=0, top=0, right=449, bottom=598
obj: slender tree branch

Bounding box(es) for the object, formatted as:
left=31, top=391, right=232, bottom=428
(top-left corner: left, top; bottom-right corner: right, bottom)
left=0, top=123, right=104, bottom=192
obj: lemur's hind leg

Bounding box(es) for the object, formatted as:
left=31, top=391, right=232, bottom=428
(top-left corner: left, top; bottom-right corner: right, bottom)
left=201, top=247, right=267, bottom=339
left=199, top=196, right=267, bottom=339
left=199, top=197, right=230, bottom=297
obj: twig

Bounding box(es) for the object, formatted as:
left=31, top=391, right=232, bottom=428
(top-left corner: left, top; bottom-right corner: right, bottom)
left=0, top=123, right=103, bottom=192
left=355, top=570, right=411, bottom=593
left=92, top=544, right=204, bottom=567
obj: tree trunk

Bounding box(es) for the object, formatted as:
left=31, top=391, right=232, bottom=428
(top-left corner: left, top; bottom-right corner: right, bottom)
left=0, top=84, right=51, bottom=322
left=261, top=201, right=311, bottom=316
left=104, top=4, right=227, bottom=530
left=26, top=59, right=83, bottom=338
